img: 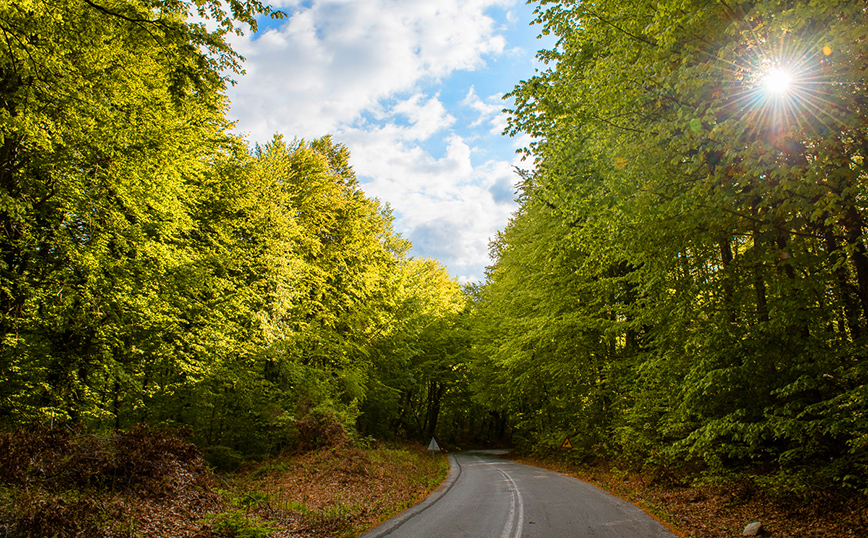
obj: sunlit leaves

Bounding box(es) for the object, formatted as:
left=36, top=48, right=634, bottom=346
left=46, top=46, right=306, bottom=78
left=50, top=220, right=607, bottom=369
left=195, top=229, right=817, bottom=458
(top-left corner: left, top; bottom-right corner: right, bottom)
left=489, top=0, right=868, bottom=486
left=0, top=0, right=456, bottom=462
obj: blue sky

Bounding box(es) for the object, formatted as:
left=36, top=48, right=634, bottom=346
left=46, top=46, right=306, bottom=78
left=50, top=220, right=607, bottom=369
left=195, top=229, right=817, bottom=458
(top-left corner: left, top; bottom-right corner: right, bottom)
left=225, top=0, right=552, bottom=283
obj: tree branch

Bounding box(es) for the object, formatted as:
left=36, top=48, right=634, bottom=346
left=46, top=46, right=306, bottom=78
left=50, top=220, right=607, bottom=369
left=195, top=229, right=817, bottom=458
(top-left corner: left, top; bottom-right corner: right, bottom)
left=583, top=9, right=657, bottom=48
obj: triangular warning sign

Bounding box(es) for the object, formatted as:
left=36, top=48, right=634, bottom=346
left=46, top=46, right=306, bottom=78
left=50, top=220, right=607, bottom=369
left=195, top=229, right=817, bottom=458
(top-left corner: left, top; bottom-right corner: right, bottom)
left=427, top=437, right=441, bottom=451
left=560, top=436, right=573, bottom=449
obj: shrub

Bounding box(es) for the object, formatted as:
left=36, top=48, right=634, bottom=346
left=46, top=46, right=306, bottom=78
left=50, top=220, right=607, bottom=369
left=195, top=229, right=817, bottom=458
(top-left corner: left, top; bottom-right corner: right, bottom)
left=295, top=408, right=348, bottom=452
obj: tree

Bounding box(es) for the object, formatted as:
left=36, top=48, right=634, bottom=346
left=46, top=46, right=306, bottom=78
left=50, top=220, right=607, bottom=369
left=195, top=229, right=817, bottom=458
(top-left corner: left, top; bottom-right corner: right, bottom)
left=173, top=135, right=412, bottom=457
left=360, top=258, right=469, bottom=442
left=0, top=0, right=494, bottom=465
left=0, top=0, right=276, bottom=425
left=491, top=0, right=868, bottom=486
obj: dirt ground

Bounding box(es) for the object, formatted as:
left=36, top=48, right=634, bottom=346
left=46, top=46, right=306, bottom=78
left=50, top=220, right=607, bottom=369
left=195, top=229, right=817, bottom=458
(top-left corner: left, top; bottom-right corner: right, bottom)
left=506, top=455, right=868, bottom=537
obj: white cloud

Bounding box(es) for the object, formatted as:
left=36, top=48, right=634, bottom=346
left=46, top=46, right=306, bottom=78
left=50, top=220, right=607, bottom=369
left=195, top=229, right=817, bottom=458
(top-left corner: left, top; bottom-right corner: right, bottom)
left=389, top=93, right=455, bottom=141
left=224, top=0, right=526, bottom=282
left=463, top=86, right=508, bottom=135
left=341, top=124, right=519, bottom=283
left=228, top=0, right=511, bottom=142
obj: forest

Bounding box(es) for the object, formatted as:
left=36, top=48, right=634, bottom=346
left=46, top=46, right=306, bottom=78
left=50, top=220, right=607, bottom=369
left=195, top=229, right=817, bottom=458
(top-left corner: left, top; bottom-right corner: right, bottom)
left=1, top=0, right=867, bottom=503
left=0, top=0, right=483, bottom=468
left=473, top=0, right=868, bottom=493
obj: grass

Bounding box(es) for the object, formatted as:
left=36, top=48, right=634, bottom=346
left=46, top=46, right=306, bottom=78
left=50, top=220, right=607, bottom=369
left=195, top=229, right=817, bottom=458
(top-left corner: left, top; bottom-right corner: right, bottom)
left=226, top=443, right=450, bottom=538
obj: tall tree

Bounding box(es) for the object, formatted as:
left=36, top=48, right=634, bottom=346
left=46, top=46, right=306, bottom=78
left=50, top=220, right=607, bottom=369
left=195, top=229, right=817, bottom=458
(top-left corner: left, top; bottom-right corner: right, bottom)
left=485, top=0, right=868, bottom=486
left=0, top=0, right=280, bottom=424
left=360, top=258, right=468, bottom=441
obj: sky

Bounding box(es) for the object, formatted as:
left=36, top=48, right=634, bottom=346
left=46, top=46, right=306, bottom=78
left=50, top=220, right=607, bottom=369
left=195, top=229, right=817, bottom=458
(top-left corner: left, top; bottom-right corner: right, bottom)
left=225, top=0, right=551, bottom=283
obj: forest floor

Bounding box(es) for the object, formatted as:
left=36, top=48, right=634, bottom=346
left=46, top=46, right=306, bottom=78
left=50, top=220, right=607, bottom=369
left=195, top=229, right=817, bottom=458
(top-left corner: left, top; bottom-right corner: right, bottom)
left=507, top=454, right=868, bottom=537
left=0, top=427, right=449, bottom=538
left=231, top=443, right=449, bottom=538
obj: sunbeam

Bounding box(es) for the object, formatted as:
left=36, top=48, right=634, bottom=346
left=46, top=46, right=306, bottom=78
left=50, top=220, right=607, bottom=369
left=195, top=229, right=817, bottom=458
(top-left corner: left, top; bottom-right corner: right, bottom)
left=763, top=68, right=792, bottom=95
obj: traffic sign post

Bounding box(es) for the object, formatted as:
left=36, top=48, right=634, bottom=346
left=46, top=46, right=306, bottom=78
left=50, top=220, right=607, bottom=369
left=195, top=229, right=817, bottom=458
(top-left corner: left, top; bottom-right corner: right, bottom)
left=427, top=437, right=441, bottom=461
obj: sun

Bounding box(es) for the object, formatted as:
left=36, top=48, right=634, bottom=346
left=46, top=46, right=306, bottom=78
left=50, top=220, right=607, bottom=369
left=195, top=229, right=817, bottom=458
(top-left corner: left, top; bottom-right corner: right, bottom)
left=763, top=68, right=793, bottom=95
left=711, top=35, right=841, bottom=135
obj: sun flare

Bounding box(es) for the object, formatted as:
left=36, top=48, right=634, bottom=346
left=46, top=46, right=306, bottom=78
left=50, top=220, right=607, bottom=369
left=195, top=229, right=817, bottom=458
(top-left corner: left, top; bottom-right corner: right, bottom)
left=763, top=68, right=792, bottom=95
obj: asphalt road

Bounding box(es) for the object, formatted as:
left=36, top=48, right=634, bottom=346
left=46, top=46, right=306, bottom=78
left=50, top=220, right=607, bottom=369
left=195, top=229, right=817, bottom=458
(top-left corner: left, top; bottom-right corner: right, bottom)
left=361, top=450, right=678, bottom=538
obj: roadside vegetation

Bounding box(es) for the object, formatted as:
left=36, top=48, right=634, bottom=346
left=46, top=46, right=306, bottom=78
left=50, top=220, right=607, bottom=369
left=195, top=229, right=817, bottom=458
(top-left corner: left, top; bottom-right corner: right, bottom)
left=0, top=0, right=483, bottom=465
left=232, top=443, right=448, bottom=537
left=510, top=452, right=867, bottom=537
left=0, top=426, right=448, bottom=538
left=465, top=0, right=868, bottom=535
left=468, top=0, right=868, bottom=505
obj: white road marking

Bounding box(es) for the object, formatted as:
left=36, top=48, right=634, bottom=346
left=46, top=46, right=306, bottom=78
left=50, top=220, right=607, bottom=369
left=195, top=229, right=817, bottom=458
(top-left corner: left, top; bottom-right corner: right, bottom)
left=497, top=467, right=525, bottom=538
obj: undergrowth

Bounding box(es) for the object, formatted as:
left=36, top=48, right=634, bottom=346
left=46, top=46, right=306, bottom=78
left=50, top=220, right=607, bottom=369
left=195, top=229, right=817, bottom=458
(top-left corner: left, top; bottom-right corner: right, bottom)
left=0, top=425, right=222, bottom=538
left=232, top=443, right=449, bottom=537
left=0, top=425, right=449, bottom=538
left=508, top=452, right=868, bottom=538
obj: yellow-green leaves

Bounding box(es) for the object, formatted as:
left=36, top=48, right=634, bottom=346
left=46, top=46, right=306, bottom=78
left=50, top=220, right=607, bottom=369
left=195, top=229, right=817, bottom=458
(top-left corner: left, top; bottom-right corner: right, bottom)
left=491, top=0, right=868, bottom=487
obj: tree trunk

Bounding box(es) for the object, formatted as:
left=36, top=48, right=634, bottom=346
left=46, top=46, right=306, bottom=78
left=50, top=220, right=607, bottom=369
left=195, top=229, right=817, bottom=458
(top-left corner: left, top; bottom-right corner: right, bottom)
left=753, top=231, right=769, bottom=323
left=844, top=208, right=868, bottom=323
left=824, top=225, right=862, bottom=340
left=719, top=238, right=736, bottom=323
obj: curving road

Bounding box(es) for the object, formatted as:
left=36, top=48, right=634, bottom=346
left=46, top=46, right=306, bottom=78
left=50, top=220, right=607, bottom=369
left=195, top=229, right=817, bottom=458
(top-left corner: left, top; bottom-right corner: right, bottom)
left=361, top=450, right=678, bottom=538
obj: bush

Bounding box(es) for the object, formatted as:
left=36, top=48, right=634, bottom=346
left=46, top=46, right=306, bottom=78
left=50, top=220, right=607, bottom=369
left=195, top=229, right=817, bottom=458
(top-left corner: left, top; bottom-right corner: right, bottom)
left=295, top=407, right=348, bottom=452
left=205, top=445, right=246, bottom=472
left=0, top=425, right=210, bottom=497
left=0, top=425, right=221, bottom=538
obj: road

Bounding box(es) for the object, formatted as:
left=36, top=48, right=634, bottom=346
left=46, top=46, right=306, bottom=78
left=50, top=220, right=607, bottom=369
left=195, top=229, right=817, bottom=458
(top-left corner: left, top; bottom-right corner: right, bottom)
left=361, top=450, right=679, bottom=538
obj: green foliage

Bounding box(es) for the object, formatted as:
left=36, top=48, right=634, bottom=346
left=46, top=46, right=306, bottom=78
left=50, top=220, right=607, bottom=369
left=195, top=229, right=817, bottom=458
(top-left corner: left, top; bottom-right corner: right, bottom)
left=202, top=510, right=277, bottom=538
left=472, top=0, right=868, bottom=491
left=0, top=0, right=473, bottom=467
left=359, top=258, right=473, bottom=442
left=294, top=404, right=351, bottom=452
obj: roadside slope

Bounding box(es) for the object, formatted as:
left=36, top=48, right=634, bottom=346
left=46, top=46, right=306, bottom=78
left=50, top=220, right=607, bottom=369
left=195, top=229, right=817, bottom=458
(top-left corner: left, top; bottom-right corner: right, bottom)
left=0, top=428, right=449, bottom=538
left=508, top=455, right=867, bottom=538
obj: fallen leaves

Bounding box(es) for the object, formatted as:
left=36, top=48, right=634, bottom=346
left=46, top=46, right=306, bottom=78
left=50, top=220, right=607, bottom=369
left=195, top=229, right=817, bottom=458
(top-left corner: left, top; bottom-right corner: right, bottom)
left=234, top=444, right=449, bottom=537
left=0, top=427, right=448, bottom=538
left=0, top=426, right=223, bottom=538
left=507, top=455, right=868, bottom=538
